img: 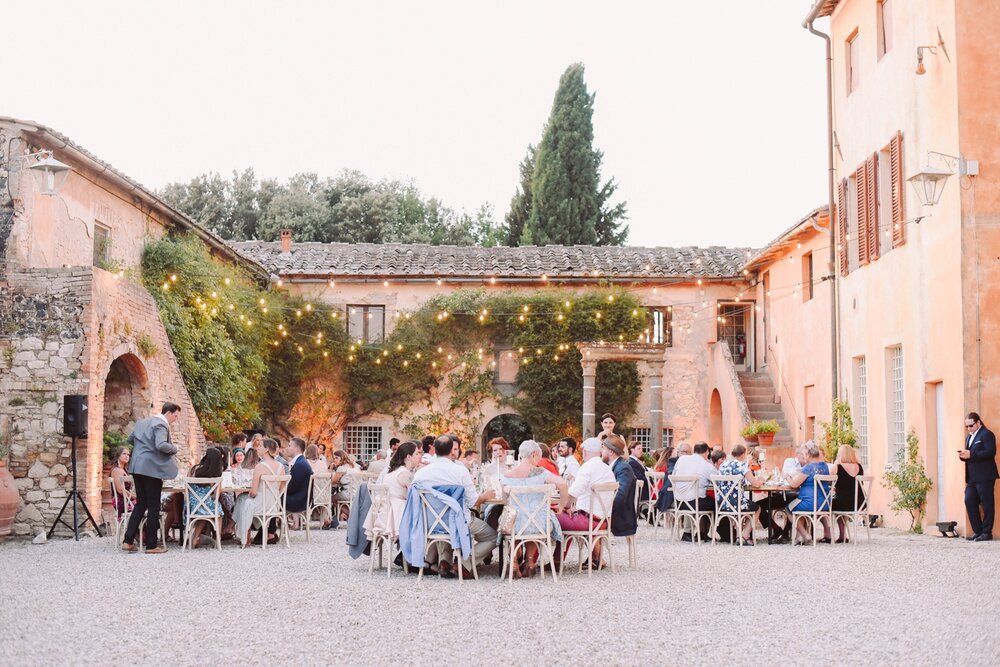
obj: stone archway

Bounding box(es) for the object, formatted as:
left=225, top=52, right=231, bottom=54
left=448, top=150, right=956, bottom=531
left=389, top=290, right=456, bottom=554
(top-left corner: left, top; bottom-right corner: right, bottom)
left=481, top=413, right=533, bottom=460
left=709, top=389, right=723, bottom=445
left=103, top=353, right=150, bottom=455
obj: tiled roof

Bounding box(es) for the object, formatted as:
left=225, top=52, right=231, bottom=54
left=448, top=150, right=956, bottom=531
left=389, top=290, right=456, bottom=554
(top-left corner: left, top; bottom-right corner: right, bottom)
left=230, top=241, right=754, bottom=281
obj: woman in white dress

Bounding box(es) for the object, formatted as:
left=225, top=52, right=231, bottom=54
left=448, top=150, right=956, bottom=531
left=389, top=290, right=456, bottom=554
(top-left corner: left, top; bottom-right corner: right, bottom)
left=364, top=441, right=420, bottom=538
left=233, top=438, right=283, bottom=546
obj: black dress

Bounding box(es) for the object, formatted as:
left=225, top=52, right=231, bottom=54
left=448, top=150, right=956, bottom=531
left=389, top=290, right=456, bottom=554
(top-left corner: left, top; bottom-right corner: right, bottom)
left=832, top=464, right=864, bottom=511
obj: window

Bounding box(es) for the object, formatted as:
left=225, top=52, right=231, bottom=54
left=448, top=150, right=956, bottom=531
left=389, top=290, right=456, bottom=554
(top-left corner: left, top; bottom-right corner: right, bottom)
left=877, top=147, right=894, bottom=256
left=853, top=356, right=869, bottom=466
left=629, top=428, right=673, bottom=451
left=886, top=346, right=905, bottom=462
left=93, top=223, right=111, bottom=267
left=347, top=305, right=385, bottom=343
left=846, top=30, right=860, bottom=94
left=801, top=252, right=814, bottom=302
left=650, top=307, right=672, bottom=346
left=877, top=0, right=893, bottom=59
left=847, top=174, right=859, bottom=271
left=495, top=349, right=518, bottom=384
left=343, top=425, right=383, bottom=462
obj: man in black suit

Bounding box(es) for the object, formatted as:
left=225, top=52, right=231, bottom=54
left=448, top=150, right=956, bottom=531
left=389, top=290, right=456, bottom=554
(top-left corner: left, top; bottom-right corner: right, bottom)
left=601, top=434, right=637, bottom=537
left=961, top=412, right=999, bottom=541
left=284, top=437, right=313, bottom=515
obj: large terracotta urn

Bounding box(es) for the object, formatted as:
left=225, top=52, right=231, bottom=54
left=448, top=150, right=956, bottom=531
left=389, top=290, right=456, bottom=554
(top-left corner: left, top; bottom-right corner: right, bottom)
left=0, top=461, right=20, bottom=538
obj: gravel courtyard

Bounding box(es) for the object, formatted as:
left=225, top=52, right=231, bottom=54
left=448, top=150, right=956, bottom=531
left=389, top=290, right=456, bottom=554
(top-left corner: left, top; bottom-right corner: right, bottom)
left=1, top=526, right=997, bottom=666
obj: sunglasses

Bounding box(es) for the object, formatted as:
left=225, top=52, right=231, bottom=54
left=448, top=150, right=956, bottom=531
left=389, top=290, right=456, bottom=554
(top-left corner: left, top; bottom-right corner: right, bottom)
left=965, top=423, right=978, bottom=429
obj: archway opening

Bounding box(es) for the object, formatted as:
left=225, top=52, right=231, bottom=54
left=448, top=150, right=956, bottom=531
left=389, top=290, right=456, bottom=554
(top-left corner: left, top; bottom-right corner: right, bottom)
left=103, top=353, right=150, bottom=460
left=481, top=414, right=533, bottom=460
left=709, top=389, right=723, bottom=446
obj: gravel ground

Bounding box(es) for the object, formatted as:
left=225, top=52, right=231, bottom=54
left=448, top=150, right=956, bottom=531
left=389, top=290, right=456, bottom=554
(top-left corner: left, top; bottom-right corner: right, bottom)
left=1, top=525, right=998, bottom=666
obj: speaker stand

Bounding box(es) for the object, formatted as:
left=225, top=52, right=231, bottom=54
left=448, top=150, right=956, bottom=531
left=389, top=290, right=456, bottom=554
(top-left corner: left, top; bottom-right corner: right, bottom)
left=47, top=435, right=103, bottom=540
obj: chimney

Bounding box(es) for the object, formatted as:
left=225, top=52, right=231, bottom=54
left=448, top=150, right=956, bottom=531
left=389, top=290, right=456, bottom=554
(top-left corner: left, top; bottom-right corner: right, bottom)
left=280, top=229, right=292, bottom=254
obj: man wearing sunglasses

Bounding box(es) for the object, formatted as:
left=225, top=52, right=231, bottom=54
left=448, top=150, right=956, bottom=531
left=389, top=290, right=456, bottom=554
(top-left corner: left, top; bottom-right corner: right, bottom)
left=960, top=412, right=998, bottom=541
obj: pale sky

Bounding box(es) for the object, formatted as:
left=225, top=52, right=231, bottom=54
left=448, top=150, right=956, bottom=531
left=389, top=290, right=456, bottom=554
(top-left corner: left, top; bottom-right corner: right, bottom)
left=6, top=1, right=828, bottom=248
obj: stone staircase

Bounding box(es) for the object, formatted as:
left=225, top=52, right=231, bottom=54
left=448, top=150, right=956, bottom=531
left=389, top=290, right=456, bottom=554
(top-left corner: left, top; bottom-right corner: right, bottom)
left=737, top=372, right=794, bottom=447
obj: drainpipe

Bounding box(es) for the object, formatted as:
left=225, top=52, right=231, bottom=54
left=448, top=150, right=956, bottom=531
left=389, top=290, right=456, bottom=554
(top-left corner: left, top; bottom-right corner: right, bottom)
left=803, top=1, right=840, bottom=403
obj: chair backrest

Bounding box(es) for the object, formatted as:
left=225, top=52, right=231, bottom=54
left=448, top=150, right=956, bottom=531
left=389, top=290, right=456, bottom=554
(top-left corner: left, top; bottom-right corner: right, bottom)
left=633, top=480, right=645, bottom=513
left=260, top=475, right=291, bottom=515
left=813, top=474, right=837, bottom=512
left=417, top=488, right=457, bottom=536
left=710, top=475, right=745, bottom=514
left=108, top=474, right=125, bottom=508
left=668, top=475, right=700, bottom=510
left=183, top=477, right=222, bottom=516
left=856, top=475, right=873, bottom=513
left=309, top=472, right=334, bottom=507
left=504, top=484, right=555, bottom=539
left=645, top=471, right=663, bottom=502
left=589, top=481, right=619, bottom=533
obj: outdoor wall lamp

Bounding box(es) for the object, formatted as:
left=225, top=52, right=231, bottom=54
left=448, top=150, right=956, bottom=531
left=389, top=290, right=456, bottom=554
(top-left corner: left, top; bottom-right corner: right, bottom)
left=907, top=150, right=977, bottom=207
left=16, top=150, right=72, bottom=196
left=915, top=30, right=949, bottom=76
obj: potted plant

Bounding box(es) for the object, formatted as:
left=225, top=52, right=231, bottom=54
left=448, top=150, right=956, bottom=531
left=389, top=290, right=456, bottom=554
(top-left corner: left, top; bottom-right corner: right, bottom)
left=884, top=429, right=933, bottom=533
left=742, top=419, right=780, bottom=445
left=0, top=426, right=19, bottom=539
left=820, top=399, right=857, bottom=461
left=740, top=421, right=760, bottom=444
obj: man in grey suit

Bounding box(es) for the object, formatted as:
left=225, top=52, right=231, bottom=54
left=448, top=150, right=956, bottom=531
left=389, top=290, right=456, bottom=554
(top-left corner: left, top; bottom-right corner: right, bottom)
left=122, top=402, right=182, bottom=553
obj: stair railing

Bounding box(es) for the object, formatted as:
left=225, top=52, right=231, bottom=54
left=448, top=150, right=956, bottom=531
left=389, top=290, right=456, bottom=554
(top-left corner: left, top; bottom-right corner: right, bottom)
left=766, top=343, right=803, bottom=433
left=719, top=341, right=752, bottom=425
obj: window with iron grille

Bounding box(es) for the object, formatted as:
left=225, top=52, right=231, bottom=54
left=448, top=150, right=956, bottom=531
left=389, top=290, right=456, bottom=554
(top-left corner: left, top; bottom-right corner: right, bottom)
left=93, top=222, right=111, bottom=267
left=649, top=308, right=672, bottom=346
left=343, top=425, right=383, bottom=462
left=347, top=305, right=385, bottom=343
left=853, top=356, right=869, bottom=466
left=629, top=428, right=674, bottom=451
left=887, top=346, right=905, bottom=461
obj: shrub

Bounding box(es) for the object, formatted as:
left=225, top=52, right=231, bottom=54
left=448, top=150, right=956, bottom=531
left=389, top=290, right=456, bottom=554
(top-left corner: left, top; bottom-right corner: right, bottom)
left=820, top=399, right=857, bottom=461
left=883, top=429, right=933, bottom=533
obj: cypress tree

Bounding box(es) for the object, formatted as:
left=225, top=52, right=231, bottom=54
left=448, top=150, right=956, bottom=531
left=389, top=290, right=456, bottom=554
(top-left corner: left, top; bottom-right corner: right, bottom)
left=520, top=63, right=627, bottom=246
left=504, top=145, right=535, bottom=247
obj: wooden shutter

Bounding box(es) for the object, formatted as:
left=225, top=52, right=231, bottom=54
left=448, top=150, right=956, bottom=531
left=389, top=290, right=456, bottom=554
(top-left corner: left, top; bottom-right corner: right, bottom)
left=866, top=153, right=880, bottom=261
left=890, top=131, right=906, bottom=247
left=856, top=165, right=869, bottom=266
left=837, top=178, right=849, bottom=276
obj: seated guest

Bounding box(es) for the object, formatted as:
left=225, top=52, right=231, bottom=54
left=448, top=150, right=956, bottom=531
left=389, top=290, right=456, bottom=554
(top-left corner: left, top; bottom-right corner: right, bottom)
left=412, top=436, right=497, bottom=578
left=558, top=437, right=616, bottom=566
left=305, top=444, right=328, bottom=474
left=460, top=449, right=479, bottom=471
left=331, top=450, right=362, bottom=520
left=501, top=440, right=568, bottom=577
left=487, top=437, right=510, bottom=473
left=229, top=447, right=245, bottom=471
left=389, top=437, right=401, bottom=454
left=627, top=441, right=649, bottom=505
left=602, top=435, right=638, bottom=538
left=783, top=444, right=807, bottom=477
left=247, top=433, right=264, bottom=457
left=654, top=446, right=674, bottom=486
left=233, top=438, right=284, bottom=546
left=672, top=442, right=716, bottom=541
left=365, top=441, right=420, bottom=541
left=231, top=432, right=248, bottom=454
left=556, top=437, right=581, bottom=480
left=284, top=438, right=313, bottom=523
left=367, top=449, right=389, bottom=477
left=420, top=435, right=435, bottom=465
left=187, top=448, right=225, bottom=548
left=536, top=443, right=560, bottom=476
left=829, top=444, right=865, bottom=543
left=787, top=441, right=832, bottom=544
left=109, top=446, right=135, bottom=519
left=717, top=444, right=762, bottom=544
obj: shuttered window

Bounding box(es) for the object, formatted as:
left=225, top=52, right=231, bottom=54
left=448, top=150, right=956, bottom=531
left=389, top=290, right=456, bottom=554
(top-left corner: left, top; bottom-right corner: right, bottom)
left=837, top=178, right=849, bottom=276
left=856, top=164, right=869, bottom=266
left=866, top=154, right=880, bottom=262
left=890, top=131, right=906, bottom=247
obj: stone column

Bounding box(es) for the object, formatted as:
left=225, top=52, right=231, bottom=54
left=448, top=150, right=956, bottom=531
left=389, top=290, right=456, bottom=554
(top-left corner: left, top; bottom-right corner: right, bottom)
left=581, top=359, right=597, bottom=438
left=647, top=360, right=665, bottom=448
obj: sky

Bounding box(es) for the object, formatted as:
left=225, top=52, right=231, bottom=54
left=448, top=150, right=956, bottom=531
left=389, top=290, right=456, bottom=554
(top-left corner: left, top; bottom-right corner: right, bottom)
left=5, top=1, right=829, bottom=248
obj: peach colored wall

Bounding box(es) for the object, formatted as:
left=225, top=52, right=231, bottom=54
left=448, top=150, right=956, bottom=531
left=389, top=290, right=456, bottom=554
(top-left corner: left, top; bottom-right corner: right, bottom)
left=706, top=341, right=751, bottom=446
left=750, top=228, right=834, bottom=447
left=955, top=0, right=1000, bottom=534
left=829, top=0, right=969, bottom=530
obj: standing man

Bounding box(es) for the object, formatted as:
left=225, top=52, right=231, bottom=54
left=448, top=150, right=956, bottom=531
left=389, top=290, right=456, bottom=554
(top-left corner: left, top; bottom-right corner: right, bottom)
left=962, top=412, right=998, bottom=541
left=122, top=402, right=182, bottom=553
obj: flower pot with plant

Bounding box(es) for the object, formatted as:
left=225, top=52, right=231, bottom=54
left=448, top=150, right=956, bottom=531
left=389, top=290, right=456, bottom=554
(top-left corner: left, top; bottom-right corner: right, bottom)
left=743, top=419, right=780, bottom=446
left=0, top=427, right=19, bottom=539
left=740, top=422, right=759, bottom=444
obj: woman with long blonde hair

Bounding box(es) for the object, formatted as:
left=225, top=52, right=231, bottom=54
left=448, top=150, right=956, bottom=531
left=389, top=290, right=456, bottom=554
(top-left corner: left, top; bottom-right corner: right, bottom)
left=830, top=444, right=865, bottom=543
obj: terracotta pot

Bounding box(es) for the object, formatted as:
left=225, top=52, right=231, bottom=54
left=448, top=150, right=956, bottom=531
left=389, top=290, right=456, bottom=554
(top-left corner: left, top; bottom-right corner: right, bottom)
left=757, top=432, right=776, bottom=447
left=743, top=434, right=759, bottom=444
left=0, top=461, right=20, bottom=539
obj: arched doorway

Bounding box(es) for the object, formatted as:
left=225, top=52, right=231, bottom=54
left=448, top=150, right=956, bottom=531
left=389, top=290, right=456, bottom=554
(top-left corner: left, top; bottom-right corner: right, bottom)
left=481, top=414, right=533, bottom=460
left=103, top=353, right=150, bottom=455
left=709, top=389, right=723, bottom=446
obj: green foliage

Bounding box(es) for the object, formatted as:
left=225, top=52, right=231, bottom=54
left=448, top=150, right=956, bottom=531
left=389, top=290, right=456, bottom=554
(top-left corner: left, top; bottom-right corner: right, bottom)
left=161, top=169, right=504, bottom=246
left=741, top=419, right=781, bottom=439
left=402, top=354, right=497, bottom=447
left=103, top=430, right=129, bottom=465
left=136, top=333, right=157, bottom=359
left=820, top=399, right=857, bottom=461
left=520, top=63, right=628, bottom=246
left=505, top=145, right=535, bottom=247
left=884, top=429, right=933, bottom=532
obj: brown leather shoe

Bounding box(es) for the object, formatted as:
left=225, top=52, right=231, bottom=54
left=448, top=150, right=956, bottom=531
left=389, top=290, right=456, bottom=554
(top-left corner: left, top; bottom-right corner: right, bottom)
left=121, top=543, right=138, bottom=553
left=145, top=547, right=168, bottom=554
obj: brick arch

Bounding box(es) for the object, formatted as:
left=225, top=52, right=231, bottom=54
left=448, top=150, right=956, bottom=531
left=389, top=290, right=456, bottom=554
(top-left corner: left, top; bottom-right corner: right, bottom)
left=101, top=352, right=151, bottom=439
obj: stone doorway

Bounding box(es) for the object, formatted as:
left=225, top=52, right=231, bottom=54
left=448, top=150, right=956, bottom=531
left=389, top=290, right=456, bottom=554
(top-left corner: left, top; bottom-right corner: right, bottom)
left=709, top=389, right=723, bottom=445
left=102, top=353, right=150, bottom=461
left=481, top=414, right=533, bottom=460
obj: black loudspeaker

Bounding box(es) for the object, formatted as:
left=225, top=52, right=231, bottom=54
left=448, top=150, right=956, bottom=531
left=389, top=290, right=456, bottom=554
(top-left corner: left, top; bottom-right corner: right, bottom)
left=63, top=394, right=88, bottom=437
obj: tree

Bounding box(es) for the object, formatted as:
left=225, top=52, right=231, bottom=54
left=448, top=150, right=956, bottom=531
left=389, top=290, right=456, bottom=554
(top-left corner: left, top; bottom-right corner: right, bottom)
left=257, top=173, right=332, bottom=242
left=520, top=63, right=628, bottom=246
left=504, top=145, right=535, bottom=247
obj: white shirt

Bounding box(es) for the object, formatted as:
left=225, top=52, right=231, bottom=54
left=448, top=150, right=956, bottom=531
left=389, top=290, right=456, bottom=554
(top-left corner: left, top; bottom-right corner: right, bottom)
left=558, top=455, right=581, bottom=479
left=782, top=457, right=803, bottom=478
left=968, top=426, right=982, bottom=448
left=367, top=458, right=388, bottom=476
left=568, top=456, right=615, bottom=518
left=290, top=453, right=303, bottom=468
left=412, top=457, right=480, bottom=520
left=672, top=454, right=716, bottom=501
left=155, top=414, right=169, bottom=427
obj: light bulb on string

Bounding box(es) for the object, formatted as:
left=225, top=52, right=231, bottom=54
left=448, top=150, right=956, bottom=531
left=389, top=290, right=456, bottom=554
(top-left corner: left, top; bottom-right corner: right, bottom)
left=224, top=277, right=231, bottom=286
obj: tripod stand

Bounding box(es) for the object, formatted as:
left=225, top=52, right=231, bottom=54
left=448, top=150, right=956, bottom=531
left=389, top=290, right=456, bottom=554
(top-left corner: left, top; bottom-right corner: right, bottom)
left=48, top=435, right=103, bottom=540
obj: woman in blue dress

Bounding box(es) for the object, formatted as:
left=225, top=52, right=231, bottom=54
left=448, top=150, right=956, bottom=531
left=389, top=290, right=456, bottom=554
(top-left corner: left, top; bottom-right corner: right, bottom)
left=787, top=442, right=832, bottom=544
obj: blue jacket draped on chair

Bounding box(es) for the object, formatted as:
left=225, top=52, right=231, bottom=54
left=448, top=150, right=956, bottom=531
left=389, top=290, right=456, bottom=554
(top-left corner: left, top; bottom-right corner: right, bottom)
left=399, top=483, right=471, bottom=567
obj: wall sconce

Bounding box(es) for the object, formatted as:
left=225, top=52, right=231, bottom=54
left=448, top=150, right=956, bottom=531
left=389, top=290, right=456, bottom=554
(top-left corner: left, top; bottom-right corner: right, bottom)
left=908, top=150, right=977, bottom=207
left=916, top=30, right=950, bottom=75
left=16, top=150, right=72, bottom=196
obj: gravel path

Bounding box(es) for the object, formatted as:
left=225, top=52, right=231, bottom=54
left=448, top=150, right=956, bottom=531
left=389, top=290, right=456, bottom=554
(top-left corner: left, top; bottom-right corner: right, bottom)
left=1, top=526, right=997, bottom=666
